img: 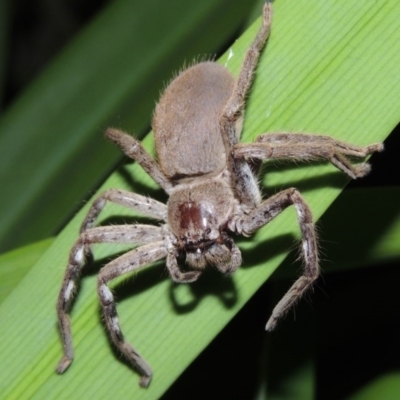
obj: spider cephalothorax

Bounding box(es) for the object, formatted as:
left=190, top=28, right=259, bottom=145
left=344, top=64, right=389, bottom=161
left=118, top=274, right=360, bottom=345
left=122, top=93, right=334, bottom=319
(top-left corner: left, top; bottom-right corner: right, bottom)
left=167, top=178, right=241, bottom=272
left=56, top=3, right=383, bottom=389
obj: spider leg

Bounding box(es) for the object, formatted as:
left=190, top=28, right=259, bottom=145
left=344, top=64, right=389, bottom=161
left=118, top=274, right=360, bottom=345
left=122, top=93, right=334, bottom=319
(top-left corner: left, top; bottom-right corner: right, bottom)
left=234, top=132, right=384, bottom=179
left=234, top=188, right=319, bottom=331
left=56, top=224, right=163, bottom=376
left=220, top=3, right=272, bottom=146
left=81, top=188, right=167, bottom=234
left=220, top=3, right=272, bottom=209
left=206, top=237, right=242, bottom=275
left=106, top=128, right=173, bottom=193
left=166, top=252, right=202, bottom=283
left=98, top=242, right=168, bottom=388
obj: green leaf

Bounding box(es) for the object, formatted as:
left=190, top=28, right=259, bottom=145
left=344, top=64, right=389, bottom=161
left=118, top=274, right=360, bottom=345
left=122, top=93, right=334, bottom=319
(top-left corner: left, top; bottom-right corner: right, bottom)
left=1, top=1, right=399, bottom=399
left=0, top=238, right=53, bottom=304
left=345, top=372, right=400, bottom=400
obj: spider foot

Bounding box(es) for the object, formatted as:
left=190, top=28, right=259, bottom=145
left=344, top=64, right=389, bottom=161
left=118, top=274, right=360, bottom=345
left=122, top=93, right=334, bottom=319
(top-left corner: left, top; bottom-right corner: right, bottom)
left=353, top=163, right=372, bottom=178
left=139, top=374, right=152, bottom=388
left=56, top=355, right=73, bottom=374
left=265, top=315, right=278, bottom=332
left=366, top=143, right=384, bottom=154
left=171, top=270, right=202, bottom=283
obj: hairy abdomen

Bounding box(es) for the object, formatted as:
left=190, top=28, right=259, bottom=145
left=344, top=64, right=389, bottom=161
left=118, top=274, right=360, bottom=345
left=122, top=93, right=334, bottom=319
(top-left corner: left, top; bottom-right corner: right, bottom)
left=153, top=62, right=234, bottom=180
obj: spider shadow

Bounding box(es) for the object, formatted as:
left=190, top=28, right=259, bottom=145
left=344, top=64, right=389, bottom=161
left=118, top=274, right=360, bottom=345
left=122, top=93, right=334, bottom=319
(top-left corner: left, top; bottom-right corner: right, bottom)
left=261, top=166, right=348, bottom=194
left=169, top=232, right=296, bottom=315
left=82, top=231, right=297, bottom=316
left=85, top=249, right=238, bottom=315
left=238, top=232, right=296, bottom=271
left=117, top=163, right=168, bottom=203
left=168, top=269, right=238, bottom=314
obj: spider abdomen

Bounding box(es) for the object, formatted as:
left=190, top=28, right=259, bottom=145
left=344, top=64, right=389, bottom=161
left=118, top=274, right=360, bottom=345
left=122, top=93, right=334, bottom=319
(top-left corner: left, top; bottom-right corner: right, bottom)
left=153, top=62, right=235, bottom=180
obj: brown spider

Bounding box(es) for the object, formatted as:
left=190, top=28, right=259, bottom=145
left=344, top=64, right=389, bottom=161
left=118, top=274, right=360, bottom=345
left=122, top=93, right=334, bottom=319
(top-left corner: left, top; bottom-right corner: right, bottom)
left=56, top=3, right=383, bottom=388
